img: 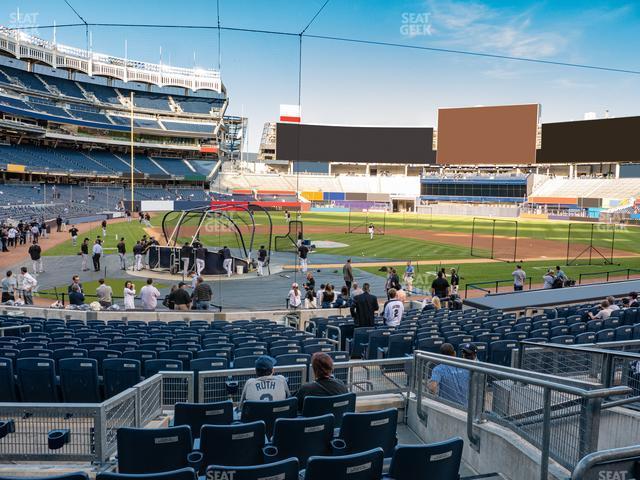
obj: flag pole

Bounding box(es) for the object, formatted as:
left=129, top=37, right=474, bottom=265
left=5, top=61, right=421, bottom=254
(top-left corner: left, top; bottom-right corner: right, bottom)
left=130, top=91, right=134, bottom=212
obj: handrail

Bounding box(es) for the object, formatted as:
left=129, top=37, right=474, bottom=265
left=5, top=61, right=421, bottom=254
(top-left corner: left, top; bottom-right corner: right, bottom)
left=415, top=351, right=630, bottom=399
left=0, top=324, right=31, bottom=336
left=464, top=277, right=533, bottom=298
left=578, top=268, right=640, bottom=284
left=572, top=445, right=640, bottom=480
left=519, top=340, right=640, bottom=362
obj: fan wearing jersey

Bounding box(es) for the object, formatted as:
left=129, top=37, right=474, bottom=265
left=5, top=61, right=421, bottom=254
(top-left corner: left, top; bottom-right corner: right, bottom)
left=383, top=288, right=404, bottom=327
left=238, top=356, right=290, bottom=410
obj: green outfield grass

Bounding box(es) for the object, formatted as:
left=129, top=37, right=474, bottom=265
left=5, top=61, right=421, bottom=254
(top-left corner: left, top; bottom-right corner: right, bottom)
left=43, top=221, right=149, bottom=256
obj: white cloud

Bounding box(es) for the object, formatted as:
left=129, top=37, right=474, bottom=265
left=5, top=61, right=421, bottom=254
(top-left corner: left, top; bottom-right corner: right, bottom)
left=424, top=0, right=568, bottom=59
left=551, top=78, right=596, bottom=89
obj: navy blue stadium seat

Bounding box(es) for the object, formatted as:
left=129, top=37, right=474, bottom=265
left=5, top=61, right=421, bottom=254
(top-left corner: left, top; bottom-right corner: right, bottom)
left=17, top=358, right=57, bottom=402
left=274, top=353, right=311, bottom=367
left=0, top=357, right=17, bottom=401
left=595, top=329, right=615, bottom=343
left=235, top=346, right=268, bottom=358
left=304, top=448, right=384, bottom=480
left=233, top=355, right=262, bottom=369
left=18, top=348, right=53, bottom=359
left=347, top=327, right=374, bottom=358
left=59, top=358, right=101, bottom=403
left=575, top=332, right=596, bottom=344
left=270, top=345, right=301, bottom=357
left=569, top=323, right=587, bottom=335
left=586, top=320, right=603, bottom=332
left=384, top=437, right=464, bottom=480
left=489, top=340, right=517, bottom=366
left=206, top=459, right=299, bottom=480
left=97, top=468, right=196, bottom=480
left=117, top=426, right=192, bottom=474
left=122, top=350, right=157, bottom=367
left=241, top=398, right=298, bottom=438
left=338, top=409, right=398, bottom=457
left=268, top=414, right=335, bottom=467
left=199, top=421, right=266, bottom=467
left=0, top=474, right=90, bottom=480
left=159, top=350, right=193, bottom=369
left=88, top=349, right=120, bottom=375
left=302, top=393, right=356, bottom=428
left=550, top=335, right=575, bottom=345
left=615, top=326, right=633, bottom=341
left=416, top=338, right=445, bottom=354
left=144, top=359, right=182, bottom=377
left=103, top=358, right=142, bottom=398
left=174, top=401, right=233, bottom=441
left=303, top=344, right=335, bottom=355
left=381, top=334, right=414, bottom=358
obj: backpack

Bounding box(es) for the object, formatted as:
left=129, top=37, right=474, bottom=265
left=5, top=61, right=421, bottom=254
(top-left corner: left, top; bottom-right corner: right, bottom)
left=552, top=277, right=564, bottom=289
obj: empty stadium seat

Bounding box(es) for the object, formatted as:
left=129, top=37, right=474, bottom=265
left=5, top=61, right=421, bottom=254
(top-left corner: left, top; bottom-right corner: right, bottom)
left=174, top=401, right=233, bottom=440
left=0, top=474, right=90, bottom=480
left=206, top=458, right=299, bottom=480
left=59, top=358, right=101, bottom=403
left=302, top=393, right=356, bottom=428
left=241, top=398, right=298, bottom=438
left=338, top=409, right=398, bottom=457
left=303, top=448, right=384, bottom=480
left=97, top=467, right=196, bottom=480
left=16, top=358, right=57, bottom=402
left=117, top=426, right=192, bottom=474
left=199, top=421, right=266, bottom=467
left=0, top=357, right=17, bottom=401
left=144, top=359, right=182, bottom=377
left=384, top=437, right=464, bottom=480
left=103, top=359, right=142, bottom=398
left=267, top=414, right=335, bottom=467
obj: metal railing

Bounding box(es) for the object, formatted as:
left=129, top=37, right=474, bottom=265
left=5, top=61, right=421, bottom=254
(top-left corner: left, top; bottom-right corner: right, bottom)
left=464, top=277, right=533, bottom=298
left=414, top=351, right=630, bottom=480
left=577, top=268, right=640, bottom=284
left=571, top=444, right=640, bottom=479
left=516, top=340, right=640, bottom=409
left=0, top=324, right=31, bottom=336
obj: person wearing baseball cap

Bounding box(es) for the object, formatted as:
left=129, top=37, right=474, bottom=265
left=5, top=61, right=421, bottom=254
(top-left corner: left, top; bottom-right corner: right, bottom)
left=238, top=355, right=290, bottom=409
left=460, top=343, right=478, bottom=361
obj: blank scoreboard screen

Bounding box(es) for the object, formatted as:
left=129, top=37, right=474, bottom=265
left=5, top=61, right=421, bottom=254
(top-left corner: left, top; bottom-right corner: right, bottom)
left=436, top=104, right=539, bottom=165
left=276, top=123, right=436, bottom=164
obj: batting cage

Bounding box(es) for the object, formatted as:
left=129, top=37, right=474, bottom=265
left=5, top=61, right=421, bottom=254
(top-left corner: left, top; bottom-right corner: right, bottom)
left=346, top=210, right=386, bottom=235
left=274, top=220, right=304, bottom=252
left=470, top=217, right=519, bottom=263
left=566, top=222, right=615, bottom=265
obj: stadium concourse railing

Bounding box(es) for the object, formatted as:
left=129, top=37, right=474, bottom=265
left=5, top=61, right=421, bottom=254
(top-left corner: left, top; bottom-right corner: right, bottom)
left=463, top=277, right=533, bottom=298
left=413, top=351, right=630, bottom=480
left=571, top=444, right=640, bottom=479
left=576, top=268, right=640, bottom=285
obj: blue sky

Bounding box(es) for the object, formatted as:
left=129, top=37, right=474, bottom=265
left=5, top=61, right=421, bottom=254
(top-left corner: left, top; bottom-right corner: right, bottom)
left=3, top=1, right=640, bottom=151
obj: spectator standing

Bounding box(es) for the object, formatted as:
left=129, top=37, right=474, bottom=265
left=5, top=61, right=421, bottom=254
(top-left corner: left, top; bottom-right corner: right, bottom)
left=295, top=353, right=348, bottom=411
left=96, top=279, right=113, bottom=308
left=1, top=270, right=17, bottom=303
left=542, top=269, right=555, bottom=289
left=512, top=265, right=526, bottom=291
left=288, top=283, right=302, bottom=309
left=298, top=243, right=309, bottom=273
left=239, top=356, right=290, bottom=408
left=403, top=261, right=414, bottom=295
left=343, top=258, right=354, bottom=290
left=117, top=238, right=127, bottom=270
left=316, top=283, right=325, bottom=306
left=351, top=282, right=363, bottom=297
left=30, top=223, right=39, bottom=243
left=28, top=241, right=43, bottom=274
left=333, top=286, right=349, bottom=308
left=80, top=238, right=89, bottom=271
left=140, top=278, right=162, bottom=311
left=69, top=225, right=79, bottom=246
left=20, top=267, right=37, bottom=305
left=123, top=281, right=136, bottom=310
left=304, top=289, right=317, bottom=309
left=68, top=275, right=83, bottom=294
left=428, top=343, right=470, bottom=406
left=352, top=283, right=379, bottom=327
left=304, top=272, right=316, bottom=292
left=431, top=271, right=450, bottom=300
left=321, top=285, right=335, bottom=309
left=168, top=282, right=191, bottom=311
left=220, top=246, right=231, bottom=277
left=180, top=242, right=193, bottom=277
left=192, top=277, right=213, bottom=310
left=450, top=268, right=460, bottom=295
left=92, top=239, right=103, bottom=272
left=257, top=245, right=268, bottom=276
left=69, top=284, right=84, bottom=306
left=7, top=226, right=17, bottom=248
left=383, top=288, right=404, bottom=327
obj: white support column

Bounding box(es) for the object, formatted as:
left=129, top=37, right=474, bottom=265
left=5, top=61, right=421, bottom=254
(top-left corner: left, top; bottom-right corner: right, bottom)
left=615, top=163, right=621, bottom=179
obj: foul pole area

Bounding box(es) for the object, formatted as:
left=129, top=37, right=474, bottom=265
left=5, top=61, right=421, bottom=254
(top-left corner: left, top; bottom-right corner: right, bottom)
left=130, top=91, right=135, bottom=211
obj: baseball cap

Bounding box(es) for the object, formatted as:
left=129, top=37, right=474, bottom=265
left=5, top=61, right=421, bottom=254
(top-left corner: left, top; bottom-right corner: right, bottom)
left=292, top=283, right=299, bottom=288
left=461, top=343, right=478, bottom=354
left=255, top=355, right=276, bottom=371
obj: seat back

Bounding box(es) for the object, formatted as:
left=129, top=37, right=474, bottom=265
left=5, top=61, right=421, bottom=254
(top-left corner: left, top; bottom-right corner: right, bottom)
left=241, top=397, right=298, bottom=438
left=303, top=448, right=384, bottom=480
left=302, top=393, right=356, bottom=428
left=97, top=468, right=196, bottom=480
left=339, top=409, right=398, bottom=457
left=88, top=349, right=121, bottom=375
left=233, top=355, right=261, bottom=369
left=59, top=358, right=101, bottom=402
left=489, top=340, right=517, bottom=366
left=0, top=357, right=16, bottom=401
left=174, top=401, right=233, bottom=438
left=144, top=359, right=183, bottom=377
left=158, top=350, right=193, bottom=369
left=117, top=426, right=192, bottom=474
left=206, top=458, right=299, bottom=480
left=103, top=359, right=141, bottom=399
left=17, top=358, right=57, bottom=402
left=200, top=421, right=266, bottom=467
left=271, top=414, right=335, bottom=466
left=387, top=437, right=463, bottom=480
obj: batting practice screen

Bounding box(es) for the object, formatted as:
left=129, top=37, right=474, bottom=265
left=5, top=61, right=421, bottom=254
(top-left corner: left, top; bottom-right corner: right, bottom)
left=470, top=217, right=519, bottom=263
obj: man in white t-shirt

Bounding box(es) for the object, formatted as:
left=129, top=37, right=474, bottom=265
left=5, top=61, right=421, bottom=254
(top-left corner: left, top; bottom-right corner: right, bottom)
left=383, top=288, right=404, bottom=327
left=512, top=265, right=526, bottom=291
left=239, top=356, right=290, bottom=410
left=20, top=266, right=37, bottom=305
left=139, top=278, right=161, bottom=310
left=589, top=300, right=613, bottom=321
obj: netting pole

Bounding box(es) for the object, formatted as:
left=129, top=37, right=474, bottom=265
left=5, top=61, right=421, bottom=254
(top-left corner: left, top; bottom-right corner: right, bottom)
left=382, top=211, right=386, bottom=235
left=566, top=224, right=572, bottom=265
left=610, top=226, right=616, bottom=264
left=513, top=221, right=519, bottom=263
left=470, top=218, right=476, bottom=256
left=589, top=224, right=594, bottom=265
left=490, top=220, right=496, bottom=260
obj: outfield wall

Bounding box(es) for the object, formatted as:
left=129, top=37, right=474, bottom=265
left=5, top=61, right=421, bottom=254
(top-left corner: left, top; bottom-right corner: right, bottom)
left=418, top=203, right=520, bottom=217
